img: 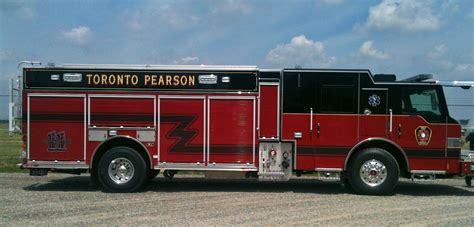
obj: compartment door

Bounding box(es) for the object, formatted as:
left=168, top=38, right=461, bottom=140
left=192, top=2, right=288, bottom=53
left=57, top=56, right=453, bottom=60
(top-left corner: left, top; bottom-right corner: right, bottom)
left=28, top=94, right=86, bottom=161
left=159, top=96, right=206, bottom=164
left=259, top=83, right=279, bottom=139
left=208, top=97, right=256, bottom=165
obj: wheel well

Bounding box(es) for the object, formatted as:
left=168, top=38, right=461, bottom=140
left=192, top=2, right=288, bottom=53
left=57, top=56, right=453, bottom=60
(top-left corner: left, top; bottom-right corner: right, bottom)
left=345, top=140, right=410, bottom=177
left=91, top=137, right=152, bottom=174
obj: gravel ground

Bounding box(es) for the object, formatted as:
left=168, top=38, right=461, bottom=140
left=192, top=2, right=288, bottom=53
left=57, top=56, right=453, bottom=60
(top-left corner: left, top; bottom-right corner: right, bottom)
left=0, top=173, right=473, bottom=226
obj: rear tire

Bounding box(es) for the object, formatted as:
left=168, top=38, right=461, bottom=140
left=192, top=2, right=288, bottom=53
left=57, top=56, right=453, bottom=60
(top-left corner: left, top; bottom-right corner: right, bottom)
left=348, top=148, right=399, bottom=195
left=98, top=146, right=147, bottom=193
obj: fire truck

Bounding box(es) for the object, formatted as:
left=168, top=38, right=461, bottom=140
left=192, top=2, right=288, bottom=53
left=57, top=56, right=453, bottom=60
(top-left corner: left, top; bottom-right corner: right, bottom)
left=10, top=62, right=474, bottom=195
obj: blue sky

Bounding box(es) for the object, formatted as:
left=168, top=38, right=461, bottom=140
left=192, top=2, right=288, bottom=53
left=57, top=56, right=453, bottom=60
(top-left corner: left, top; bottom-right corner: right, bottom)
left=0, top=0, right=473, bottom=123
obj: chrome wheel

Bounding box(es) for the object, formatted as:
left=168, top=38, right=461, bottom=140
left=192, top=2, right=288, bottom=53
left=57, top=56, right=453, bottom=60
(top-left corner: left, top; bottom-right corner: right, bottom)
left=108, top=158, right=135, bottom=184
left=359, top=159, right=387, bottom=187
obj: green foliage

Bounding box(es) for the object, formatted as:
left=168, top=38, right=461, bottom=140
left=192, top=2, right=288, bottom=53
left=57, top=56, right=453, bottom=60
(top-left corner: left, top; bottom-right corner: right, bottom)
left=0, top=123, right=26, bottom=172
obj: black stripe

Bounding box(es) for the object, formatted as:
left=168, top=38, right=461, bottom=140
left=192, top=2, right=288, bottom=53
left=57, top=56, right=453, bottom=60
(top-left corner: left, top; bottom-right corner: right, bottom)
left=210, top=145, right=254, bottom=154
left=30, top=113, right=83, bottom=121
left=405, top=149, right=446, bottom=158
left=297, top=147, right=349, bottom=155
left=92, top=114, right=153, bottom=122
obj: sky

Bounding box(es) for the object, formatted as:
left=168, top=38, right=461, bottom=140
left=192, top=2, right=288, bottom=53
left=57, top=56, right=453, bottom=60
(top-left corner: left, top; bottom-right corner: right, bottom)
left=0, top=0, right=473, bottom=124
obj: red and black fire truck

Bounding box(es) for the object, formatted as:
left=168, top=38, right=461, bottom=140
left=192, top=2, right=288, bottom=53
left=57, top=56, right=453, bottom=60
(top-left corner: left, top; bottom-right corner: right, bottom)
left=10, top=62, right=474, bottom=194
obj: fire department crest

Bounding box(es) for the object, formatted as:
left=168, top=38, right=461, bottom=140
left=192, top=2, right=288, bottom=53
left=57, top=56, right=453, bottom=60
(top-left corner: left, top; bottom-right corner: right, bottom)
left=415, top=126, right=432, bottom=146
left=368, top=94, right=381, bottom=107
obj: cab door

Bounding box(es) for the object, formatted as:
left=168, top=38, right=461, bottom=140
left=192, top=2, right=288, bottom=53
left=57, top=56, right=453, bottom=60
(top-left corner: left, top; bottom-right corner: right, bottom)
left=281, top=71, right=317, bottom=170
left=360, top=88, right=388, bottom=138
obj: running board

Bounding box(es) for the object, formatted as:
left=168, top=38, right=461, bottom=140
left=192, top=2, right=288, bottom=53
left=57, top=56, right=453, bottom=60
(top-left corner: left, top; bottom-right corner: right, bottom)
left=315, top=168, right=342, bottom=181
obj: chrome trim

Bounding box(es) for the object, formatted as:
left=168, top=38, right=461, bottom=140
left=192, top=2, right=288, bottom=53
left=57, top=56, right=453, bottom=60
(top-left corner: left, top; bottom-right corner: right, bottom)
left=362, top=87, right=388, bottom=91
left=259, top=82, right=280, bottom=86
left=315, top=168, right=342, bottom=172
left=27, top=93, right=86, bottom=97
left=136, top=130, right=155, bottom=142
left=157, top=167, right=258, bottom=172
left=344, top=138, right=409, bottom=171
left=253, top=97, right=256, bottom=164
left=60, top=63, right=258, bottom=71
left=204, top=97, right=207, bottom=164
left=410, top=170, right=446, bottom=174
left=22, top=161, right=88, bottom=169
left=156, top=162, right=257, bottom=171
left=310, top=107, right=313, bottom=132
left=88, top=129, right=108, bottom=141
left=389, top=109, right=393, bottom=133
left=90, top=135, right=153, bottom=169
left=157, top=162, right=204, bottom=169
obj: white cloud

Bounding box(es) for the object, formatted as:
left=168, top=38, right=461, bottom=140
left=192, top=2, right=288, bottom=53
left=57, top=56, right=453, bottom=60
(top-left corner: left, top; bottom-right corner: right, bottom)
left=62, top=26, right=92, bottom=45
left=266, top=35, right=335, bottom=68
left=211, top=0, right=254, bottom=14
left=427, top=44, right=448, bottom=59
left=364, top=0, right=440, bottom=32
left=358, top=41, right=390, bottom=60
left=425, top=45, right=474, bottom=77
left=0, top=1, right=34, bottom=19
left=174, top=56, right=199, bottom=65
left=159, top=4, right=201, bottom=29
left=454, top=64, right=474, bottom=74
left=126, top=17, right=144, bottom=31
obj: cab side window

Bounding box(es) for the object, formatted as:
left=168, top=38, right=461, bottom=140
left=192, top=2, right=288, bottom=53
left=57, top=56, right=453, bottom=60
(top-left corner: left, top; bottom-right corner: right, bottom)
left=402, top=87, right=443, bottom=122
left=319, top=73, right=357, bottom=114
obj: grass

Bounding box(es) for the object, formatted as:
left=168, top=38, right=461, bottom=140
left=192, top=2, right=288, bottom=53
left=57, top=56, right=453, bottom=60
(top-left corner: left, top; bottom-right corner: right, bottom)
left=0, top=123, right=25, bottom=172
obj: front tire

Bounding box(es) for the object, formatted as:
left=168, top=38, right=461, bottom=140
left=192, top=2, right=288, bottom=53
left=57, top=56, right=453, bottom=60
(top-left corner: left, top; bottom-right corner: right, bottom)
left=98, top=146, right=147, bottom=193
left=347, top=148, right=399, bottom=195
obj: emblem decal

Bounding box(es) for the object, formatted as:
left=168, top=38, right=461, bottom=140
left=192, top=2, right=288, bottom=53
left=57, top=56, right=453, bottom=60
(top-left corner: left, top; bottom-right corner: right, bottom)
left=368, top=94, right=381, bottom=107
left=47, top=131, right=67, bottom=151
left=415, top=126, right=432, bottom=146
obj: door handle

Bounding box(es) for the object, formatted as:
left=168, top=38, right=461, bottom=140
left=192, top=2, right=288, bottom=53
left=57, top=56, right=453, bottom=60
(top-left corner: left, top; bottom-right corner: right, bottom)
left=317, top=123, right=320, bottom=136
left=397, top=124, right=402, bottom=138
left=364, top=108, right=371, bottom=115
left=389, top=109, right=393, bottom=133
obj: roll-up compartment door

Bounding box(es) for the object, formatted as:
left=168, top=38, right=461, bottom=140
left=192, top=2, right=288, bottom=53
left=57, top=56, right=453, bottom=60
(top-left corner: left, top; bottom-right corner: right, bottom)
left=208, top=97, right=256, bottom=165
left=28, top=94, right=86, bottom=161
left=89, top=95, right=155, bottom=128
